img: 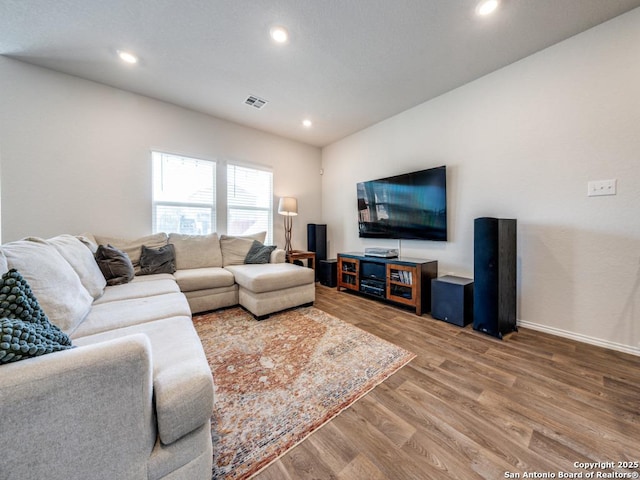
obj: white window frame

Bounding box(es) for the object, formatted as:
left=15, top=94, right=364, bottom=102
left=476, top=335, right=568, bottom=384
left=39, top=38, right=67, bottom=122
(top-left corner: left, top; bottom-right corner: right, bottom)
left=151, top=152, right=274, bottom=244
left=151, top=151, right=216, bottom=235
left=226, top=162, right=274, bottom=244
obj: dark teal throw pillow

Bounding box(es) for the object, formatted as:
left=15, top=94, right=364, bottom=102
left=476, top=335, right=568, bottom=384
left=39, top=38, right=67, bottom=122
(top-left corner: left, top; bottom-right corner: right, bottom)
left=244, top=241, right=277, bottom=264
left=0, top=318, right=74, bottom=364
left=0, top=269, right=73, bottom=364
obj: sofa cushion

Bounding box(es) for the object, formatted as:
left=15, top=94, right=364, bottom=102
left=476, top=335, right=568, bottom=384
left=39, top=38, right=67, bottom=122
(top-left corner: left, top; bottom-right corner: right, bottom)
left=72, top=292, right=191, bottom=339
left=76, top=232, right=99, bottom=253
left=94, top=233, right=168, bottom=270
left=0, top=250, right=8, bottom=275
left=169, top=233, right=222, bottom=269
left=95, top=244, right=135, bottom=286
left=1, top=240, right=93, bottom=335
left=139, top=244, right=176, bottom=276
left=270, top=249, right=286, bottom=264
left=131, top=273, right=176, bottom=283
left=225, top=263, right=315, bottom=293
left=238, top=283, right=315, bottom=318
left=183, top=286, right=238, bottom=315
left=219, top=232, right=266, bottom=266
left=173, top=267, right=235, bottom=292
left=92, top=279, right=181, bottom=305
left=244, top=240, right=277, bottom=264
left=45, top=234, right=106, bottom=299
left=74, top=316, right=214, bottom=446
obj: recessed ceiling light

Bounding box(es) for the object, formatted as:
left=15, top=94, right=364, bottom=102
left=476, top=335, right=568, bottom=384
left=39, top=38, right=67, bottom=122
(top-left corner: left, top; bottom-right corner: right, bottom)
left=476, top=0, right=499, bottom=16
left=117, top=50, right=138, bottom=64
left=302, top=119, right=312, bottom=128
left=270, top=26, right=289, bottom=44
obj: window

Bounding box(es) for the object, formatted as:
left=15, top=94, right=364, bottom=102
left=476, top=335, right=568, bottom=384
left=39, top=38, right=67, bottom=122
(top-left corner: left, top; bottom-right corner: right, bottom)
left=152, top=152, right=274, bottom=243
left=227, top=164, right=273, bottom=244
left=152, top=152, right=215, bottom=235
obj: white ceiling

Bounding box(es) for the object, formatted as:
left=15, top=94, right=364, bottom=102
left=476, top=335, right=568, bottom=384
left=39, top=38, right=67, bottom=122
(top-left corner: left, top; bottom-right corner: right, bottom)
left=2, top=0, right=639, bottom=147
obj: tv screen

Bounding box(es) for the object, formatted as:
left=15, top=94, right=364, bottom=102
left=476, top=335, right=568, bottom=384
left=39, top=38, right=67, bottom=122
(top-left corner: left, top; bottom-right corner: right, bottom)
left=357, top=166, right=447, bottom=241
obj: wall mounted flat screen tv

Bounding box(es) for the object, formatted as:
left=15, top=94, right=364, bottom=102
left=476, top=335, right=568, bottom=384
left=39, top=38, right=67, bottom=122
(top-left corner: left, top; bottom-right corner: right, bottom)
left=357, top=166, right=447, bottom=241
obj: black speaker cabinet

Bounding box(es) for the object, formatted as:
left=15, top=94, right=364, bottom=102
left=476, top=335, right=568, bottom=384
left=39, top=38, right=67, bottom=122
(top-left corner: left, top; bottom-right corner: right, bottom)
left=307, top=224, right=327, bottom=280
left=473, top=217, right=517, bottom=339
left=307, top=223, right=327, bottom=261
left=431, top=276, right=474, bottom=327
left=319, top=259, right=337, bottom=288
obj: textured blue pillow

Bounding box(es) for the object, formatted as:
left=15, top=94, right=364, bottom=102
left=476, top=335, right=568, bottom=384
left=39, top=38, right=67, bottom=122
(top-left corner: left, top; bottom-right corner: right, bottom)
left=0, top=269, right=73, bottom=364
left=0, top=318, right=74, bottom=364
left=244, top=241, right=277, bottom=264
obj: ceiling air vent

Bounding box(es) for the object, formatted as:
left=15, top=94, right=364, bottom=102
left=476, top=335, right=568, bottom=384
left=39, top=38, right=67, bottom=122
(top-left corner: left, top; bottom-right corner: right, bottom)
left=244, top=95, right=268, bottom=109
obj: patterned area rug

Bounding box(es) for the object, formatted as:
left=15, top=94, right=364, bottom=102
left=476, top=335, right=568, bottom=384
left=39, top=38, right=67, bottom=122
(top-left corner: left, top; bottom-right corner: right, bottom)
left=192, top=306, right=415, bottom=480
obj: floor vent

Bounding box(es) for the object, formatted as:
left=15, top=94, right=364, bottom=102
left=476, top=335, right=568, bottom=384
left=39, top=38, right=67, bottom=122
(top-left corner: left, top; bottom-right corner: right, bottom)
left=244, top=95, right=268, bottom=109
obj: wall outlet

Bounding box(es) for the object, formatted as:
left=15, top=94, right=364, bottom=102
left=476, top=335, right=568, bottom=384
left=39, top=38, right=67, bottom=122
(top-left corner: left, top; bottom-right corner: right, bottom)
left=587, top=179, right=616, bottom=197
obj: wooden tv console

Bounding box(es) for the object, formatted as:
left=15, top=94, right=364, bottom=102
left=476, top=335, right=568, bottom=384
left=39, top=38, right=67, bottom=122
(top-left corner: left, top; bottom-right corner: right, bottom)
left=337, top=252, right=438, bottom=316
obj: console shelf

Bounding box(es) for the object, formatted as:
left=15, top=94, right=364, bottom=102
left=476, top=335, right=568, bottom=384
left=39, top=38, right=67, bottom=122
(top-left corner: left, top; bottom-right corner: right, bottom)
left=337, top=252, right=438, bottom=315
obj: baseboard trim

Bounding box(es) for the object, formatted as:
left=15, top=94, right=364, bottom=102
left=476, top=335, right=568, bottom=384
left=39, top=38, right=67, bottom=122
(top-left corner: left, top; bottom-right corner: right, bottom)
left=517, top=319, right=640, bottom=357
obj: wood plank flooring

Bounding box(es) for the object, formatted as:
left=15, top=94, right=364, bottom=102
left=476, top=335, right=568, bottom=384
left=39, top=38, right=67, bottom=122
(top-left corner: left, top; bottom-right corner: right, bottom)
left=254, top=285, right=640, bottom=480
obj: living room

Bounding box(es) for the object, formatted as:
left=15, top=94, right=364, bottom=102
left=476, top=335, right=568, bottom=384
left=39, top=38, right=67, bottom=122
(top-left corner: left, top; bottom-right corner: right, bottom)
left=1, top=3, right=638, bottom=355
left=0, top=2, right=639, bottom=479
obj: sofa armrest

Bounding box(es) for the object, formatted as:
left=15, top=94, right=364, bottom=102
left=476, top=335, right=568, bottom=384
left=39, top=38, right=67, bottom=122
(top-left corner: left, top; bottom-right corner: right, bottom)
left=270, top=248, right=286, bottom=263
left=154, top=357, right=214, bottom=445
left=0, top=335, right=156, bottom=480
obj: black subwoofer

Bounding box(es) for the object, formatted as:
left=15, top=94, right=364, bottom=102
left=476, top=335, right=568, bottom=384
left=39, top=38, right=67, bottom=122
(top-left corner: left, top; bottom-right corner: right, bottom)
left=431, top=275, right=474, bottom=327
left=319, top=259, right=337, bottom=287
left=473, top=217, right=517, bottom=339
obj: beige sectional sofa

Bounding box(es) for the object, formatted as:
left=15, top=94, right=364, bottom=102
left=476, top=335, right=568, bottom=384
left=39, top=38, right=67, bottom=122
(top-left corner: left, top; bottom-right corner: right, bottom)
left=0, top=232, right=315, bottom=479
left=91, top=231, right=316, bottom=318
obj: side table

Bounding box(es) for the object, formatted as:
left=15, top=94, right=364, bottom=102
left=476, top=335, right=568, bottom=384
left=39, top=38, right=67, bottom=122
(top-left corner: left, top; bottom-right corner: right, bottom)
left=286, top=250, right=316, bottom=270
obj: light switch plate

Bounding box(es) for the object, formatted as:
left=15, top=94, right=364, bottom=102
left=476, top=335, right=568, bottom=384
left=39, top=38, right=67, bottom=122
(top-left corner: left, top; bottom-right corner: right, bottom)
left=587, top=179, right=616, bottom=197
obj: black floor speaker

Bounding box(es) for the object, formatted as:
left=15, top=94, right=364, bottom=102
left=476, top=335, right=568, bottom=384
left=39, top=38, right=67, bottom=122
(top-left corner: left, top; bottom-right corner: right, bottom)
left=473, top=217, right=517, bottom=339
left=319, top=259, right=337, bottom=287
left=307, top=223, right=327, bottom=261
left=307, top=224, right=327, bottom=280
left=431, top=276, right=474, bottom=327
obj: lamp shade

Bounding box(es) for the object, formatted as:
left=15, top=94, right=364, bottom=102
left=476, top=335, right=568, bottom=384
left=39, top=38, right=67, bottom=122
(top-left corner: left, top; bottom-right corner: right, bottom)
left=278, top=197, right=298, bottom=216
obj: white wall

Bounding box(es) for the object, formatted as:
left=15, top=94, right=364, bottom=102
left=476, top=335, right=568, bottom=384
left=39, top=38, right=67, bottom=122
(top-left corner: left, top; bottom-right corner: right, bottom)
left=0, top=145, right=2, bottom=243
left=322, top=9, right=640, bottom=354
left=0, top=58, right=322, bottom=249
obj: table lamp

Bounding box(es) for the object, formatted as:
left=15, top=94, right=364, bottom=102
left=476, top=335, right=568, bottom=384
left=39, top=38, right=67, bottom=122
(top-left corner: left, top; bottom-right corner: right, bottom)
left=278, top=197, right=298, bottom=254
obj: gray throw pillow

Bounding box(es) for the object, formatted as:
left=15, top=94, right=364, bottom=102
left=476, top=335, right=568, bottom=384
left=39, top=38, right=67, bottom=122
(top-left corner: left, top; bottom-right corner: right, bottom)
left=95, top=244, right=135, bottom=286
left=138, top=244, right=176, bottom=275
left=244, top=241, right=277, bottom=264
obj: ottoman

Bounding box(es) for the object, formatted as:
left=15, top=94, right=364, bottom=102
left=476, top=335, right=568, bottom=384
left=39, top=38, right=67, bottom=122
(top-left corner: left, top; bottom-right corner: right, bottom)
left=224, top=263, right=315, bottom=319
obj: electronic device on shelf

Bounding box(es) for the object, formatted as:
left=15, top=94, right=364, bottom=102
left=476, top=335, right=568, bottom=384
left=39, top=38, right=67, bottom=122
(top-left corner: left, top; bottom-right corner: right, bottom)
left=359, top=278, right=386, bottom=298
left=364, top=247, right=399, bottom=258
left=360, top=260, right=386, bottom=280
